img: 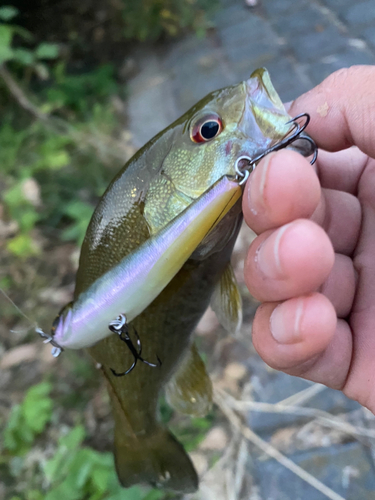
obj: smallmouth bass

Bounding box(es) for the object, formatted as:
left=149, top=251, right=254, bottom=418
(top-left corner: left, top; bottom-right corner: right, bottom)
left=51, top=69, right=298, bottom=493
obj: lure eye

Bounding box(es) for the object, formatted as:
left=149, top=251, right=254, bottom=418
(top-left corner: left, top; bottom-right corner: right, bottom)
left=51, top=301, right=73, bottom=335
left=191, top=114, right=223, bottom=143
left=51, top=313, right=61, bottom=335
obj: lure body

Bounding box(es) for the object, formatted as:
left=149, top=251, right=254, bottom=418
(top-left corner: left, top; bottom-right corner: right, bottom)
left=52, top=69, right=295, bottom=493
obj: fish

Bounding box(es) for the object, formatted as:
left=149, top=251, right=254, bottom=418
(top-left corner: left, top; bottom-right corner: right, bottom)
left=49, top=68, right=299, bottom=493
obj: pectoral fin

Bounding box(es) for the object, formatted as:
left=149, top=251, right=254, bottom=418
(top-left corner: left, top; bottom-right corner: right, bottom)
left=165, top=343, right=212, bottom=418
left=211, top=263, right=242, bottom=334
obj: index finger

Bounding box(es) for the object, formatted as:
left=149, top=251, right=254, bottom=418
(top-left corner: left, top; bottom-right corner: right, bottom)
left=289, top=65, right=375, bottom=159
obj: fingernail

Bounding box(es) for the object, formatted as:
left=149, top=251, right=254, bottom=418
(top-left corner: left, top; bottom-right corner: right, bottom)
left=256, top=223, right=292, bottom=279
left=247, top=152, right=275, bottom=213
left=283, top=101, right=293, bottom=112
left=270, top=299, right=304, bottom=344
left=258, top=152, right=274, bottom=199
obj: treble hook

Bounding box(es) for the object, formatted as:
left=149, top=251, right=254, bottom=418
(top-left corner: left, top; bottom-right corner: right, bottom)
left=36, top=327, right=63, bottom=357
left=108, top=314, right=162, bottom=376
left=235, top=113, right=318, bottom=185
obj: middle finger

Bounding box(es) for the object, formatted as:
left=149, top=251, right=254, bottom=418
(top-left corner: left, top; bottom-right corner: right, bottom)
left=244, top=219, right=334, bottom=302
left=243, top=149, right=361, bottom=255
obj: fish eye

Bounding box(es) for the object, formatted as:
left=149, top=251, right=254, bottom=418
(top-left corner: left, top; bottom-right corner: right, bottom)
left=191, top=114, right=223, bottom=143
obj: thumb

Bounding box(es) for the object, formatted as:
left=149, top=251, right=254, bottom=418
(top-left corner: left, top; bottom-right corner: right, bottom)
left=289, top=65, right=375, bottom=159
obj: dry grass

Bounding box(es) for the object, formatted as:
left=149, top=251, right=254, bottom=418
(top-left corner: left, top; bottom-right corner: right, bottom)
left=184, top=381, right=375, bottom=500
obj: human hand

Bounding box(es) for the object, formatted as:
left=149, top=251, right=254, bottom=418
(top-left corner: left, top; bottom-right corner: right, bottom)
left=243, top=65, right=375, bottom=412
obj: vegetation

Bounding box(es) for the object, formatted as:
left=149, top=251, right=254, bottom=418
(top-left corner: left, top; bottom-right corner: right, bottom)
left=121, top=0, right=217, bottom=41
left=0, top=2, right=220, bottom=499
left=1, top=380, right=213, bottom=499
left=0, top=0, right=219, bottom=257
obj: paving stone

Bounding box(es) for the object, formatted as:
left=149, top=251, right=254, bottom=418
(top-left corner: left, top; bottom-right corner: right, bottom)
left=219, top=14, right=279, bottom=50
left=306, top=46, right=375, bottom=85
left=262, top=0, right=309, bottom=17
left=322, top=0, right=355, bottom=9
left=363, top=25, right=375, bottom=48
left=256, top=442, right=375, bottom=500
left=248, top=370, right=311, bottom=433
left=224, top=41, right=278, bottom=74
left=171, top=52, right=236, bottom=113
left=341, top=1, right=375, bottom=26
left=163, top=35, right=215, bottom=70
left=271, top=5, right=328, bottom=36
left=213, top=2, right=252, bottom=30
left=127, top=78, right=177, bottom=147
left=247, top=369, right=360, bottom=434
left=174, top=71, right=222, bottom=113
left=307, top=387, right=361, bottom=416
left=127, top=52, right=178, bottom=146
left=292, top=25, right=349, bottom=62
left=264, top=58, right=313, bottom=101
left=219, top=14, right=281, bottom=80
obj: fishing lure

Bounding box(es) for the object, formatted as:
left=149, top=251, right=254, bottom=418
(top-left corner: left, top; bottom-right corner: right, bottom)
left=36, top=110, right=317, bottom=363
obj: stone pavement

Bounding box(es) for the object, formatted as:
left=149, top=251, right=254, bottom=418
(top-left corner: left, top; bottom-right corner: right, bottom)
left=123, top=1, right=375, bottom=498
left=126, top=0, right=375, bottom=147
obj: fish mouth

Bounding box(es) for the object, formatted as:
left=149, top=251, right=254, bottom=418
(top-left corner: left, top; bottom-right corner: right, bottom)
left=238, top=68, right=292, bottom=158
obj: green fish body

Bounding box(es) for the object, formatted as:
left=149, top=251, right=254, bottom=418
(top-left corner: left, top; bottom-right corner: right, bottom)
left=71, top=69, right=292, bottom=492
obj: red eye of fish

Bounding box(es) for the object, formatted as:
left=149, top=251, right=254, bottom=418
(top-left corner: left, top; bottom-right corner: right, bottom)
left=191, top=115, right=223, bottom=143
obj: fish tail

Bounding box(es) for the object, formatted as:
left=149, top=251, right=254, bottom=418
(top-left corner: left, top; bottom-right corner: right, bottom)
left=114, top=424, right=198, bottom=493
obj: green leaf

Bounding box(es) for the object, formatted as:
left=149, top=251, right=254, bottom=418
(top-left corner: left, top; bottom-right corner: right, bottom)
left=0, top=25, right=14, bottom=64
left=0, top=276, right=11, bottom=290
left=191, top=416, right=212, bottom=430
left=23, top=382, right=53, bottom=433
left=25, top=489, right=44, bottom=500
left=44, top=426, right=86, bottom=483
left=91, top=466, right=111, bottom=493
left=7, top=234, right=40, bottom=258
left=59, top=425, right=86, bottom=450
left=4, top=382, right=53, bottom=453
left=12, top=48, right=34, bottom=65
left=117, top=486, right=145, bottom=500
left=105, top=493, right=128, bottom=500
left=3, top=405, right=22, bottom=451
left=0, top=6, right=19, bottom=21
left=43, top=446, right=68, bottom=482
left=48, top=149, right=71, bottom=169
left=35, top=42, right=59, bottom=60
left=44, top=479, right=82, bottom=500
left=3, top=182, right=23, bottom=207
left=61, top=201, right=94, bottom=244
left=19, top=210, right=40, bottom=232
left=142, top=490, right=164, bottom=500
left=11, top=24, right=33, bottom=42
left=68, top=448, right=93, bottom=488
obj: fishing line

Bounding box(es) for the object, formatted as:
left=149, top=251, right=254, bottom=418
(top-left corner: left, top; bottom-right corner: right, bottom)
left=0, top=286, right=63, bottom=356
left=0, top=286, right=37, bottom=331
